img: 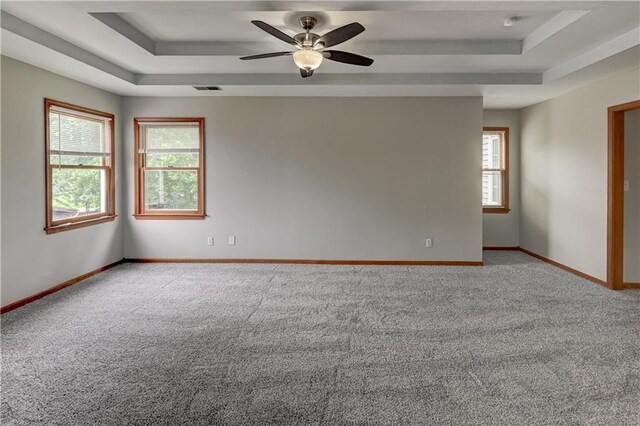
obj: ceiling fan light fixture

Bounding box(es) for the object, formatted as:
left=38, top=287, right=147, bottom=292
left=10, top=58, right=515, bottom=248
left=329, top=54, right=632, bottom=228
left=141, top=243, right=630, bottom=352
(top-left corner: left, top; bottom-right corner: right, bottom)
left=293, top=49, right=324, bottom=70
left=243, top=18, right=372, bottom=77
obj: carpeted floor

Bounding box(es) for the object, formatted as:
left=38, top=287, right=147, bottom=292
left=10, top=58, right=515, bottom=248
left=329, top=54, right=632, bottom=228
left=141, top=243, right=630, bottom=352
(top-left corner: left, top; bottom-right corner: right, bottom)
left=1, top=251, right=639, bottom=425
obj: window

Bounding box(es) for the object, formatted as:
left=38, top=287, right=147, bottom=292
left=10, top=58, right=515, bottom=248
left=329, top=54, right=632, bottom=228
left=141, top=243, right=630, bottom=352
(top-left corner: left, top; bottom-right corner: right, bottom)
left=482, top=127, right=509, bottom=213
left=134, top=118, right=205, bottom=219
left=45, top=99, right=116, bottom=234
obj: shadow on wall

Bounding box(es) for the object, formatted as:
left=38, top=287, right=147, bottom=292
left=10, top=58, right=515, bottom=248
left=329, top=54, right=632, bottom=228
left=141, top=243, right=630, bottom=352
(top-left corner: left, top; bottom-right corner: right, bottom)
left=520, top=104, right=551, bottom=256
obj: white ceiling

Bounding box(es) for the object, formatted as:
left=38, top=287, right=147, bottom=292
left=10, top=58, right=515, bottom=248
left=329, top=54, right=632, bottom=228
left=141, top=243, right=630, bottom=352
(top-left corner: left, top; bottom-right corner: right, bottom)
left=1, top=1, right=639, bottom=108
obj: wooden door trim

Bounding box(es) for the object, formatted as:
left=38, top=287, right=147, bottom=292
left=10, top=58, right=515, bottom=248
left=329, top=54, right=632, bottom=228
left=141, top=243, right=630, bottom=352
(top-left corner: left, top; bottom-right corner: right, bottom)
left=607, top=100, right=640, bottom=290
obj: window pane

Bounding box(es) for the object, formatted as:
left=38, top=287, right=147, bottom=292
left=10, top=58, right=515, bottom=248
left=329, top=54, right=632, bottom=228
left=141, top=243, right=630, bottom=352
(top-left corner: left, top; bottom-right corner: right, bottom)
left=49, top=112, right=104, bottom=153
left=146, top=152, right=199, bottom=167
left=482, top=133, right=502, bottom=169
left=482, top=171, right=503, bottom=206
left=144, top=170, right=198, bottom=210
left=52, top=168, right=107, bottom=220
left=145, top=126, right=199, bottom=150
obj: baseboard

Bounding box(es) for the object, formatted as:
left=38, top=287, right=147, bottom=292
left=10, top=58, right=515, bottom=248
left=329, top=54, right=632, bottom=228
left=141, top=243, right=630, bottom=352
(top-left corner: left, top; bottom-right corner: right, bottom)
left=125, top=258, right=483, bottom=266
left=518, top=247, right=608, bottom=288
left=3, top=248, right=619, bottom=315
left=483, top=246, right=519, bottom=251
left=0, top=259, right=125, bottom=314
left=623, top=282, right=640, bottom=289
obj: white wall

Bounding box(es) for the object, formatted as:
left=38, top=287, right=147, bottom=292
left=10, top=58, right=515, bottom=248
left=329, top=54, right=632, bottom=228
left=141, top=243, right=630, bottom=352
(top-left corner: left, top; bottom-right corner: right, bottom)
left=1, top=57, right=123, bottom=306
left=482, top=110, right=520, bottom=248
left=520, top=68, right=640, bottom=281
left=122, top=97, right=483, bottom=262
left=624, top=109, right=640, bottom=283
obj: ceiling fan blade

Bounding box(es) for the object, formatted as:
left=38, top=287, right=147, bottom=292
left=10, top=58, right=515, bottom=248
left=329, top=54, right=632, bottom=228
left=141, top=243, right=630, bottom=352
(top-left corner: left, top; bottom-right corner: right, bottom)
left=300, top=68, right=314, bottom=78
left=323, top=50, right=374, bottom=66
left=240, top=51, right=293, bottom=60
left=316, top=22, right=365, bottom=48
left=251, top=21, right=300, bottom=46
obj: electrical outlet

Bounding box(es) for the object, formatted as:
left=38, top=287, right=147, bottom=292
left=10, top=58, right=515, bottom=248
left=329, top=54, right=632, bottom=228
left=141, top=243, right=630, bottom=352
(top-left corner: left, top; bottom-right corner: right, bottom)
left=228, top=235, right=236, bottom=245
left=207, top=236, right=213, bottom=246
left=426, top=238, right=433, bottom=248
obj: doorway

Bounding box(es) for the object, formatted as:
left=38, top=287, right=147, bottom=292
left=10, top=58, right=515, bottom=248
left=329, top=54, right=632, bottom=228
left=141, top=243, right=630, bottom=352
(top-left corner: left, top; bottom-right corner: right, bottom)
left=607, top=100, right=640, bottom=290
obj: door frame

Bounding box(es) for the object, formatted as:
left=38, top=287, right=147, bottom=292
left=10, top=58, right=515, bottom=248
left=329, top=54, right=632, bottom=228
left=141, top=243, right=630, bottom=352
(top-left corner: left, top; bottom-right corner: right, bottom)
left=607, top=100, right=640, bottom=290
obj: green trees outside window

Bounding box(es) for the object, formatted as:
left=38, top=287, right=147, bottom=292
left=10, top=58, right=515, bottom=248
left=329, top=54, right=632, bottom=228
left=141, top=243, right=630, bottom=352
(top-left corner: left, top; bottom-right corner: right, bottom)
left=134, top=118, right=205, bottom=218
left=47, top=103, right=114, bottom=227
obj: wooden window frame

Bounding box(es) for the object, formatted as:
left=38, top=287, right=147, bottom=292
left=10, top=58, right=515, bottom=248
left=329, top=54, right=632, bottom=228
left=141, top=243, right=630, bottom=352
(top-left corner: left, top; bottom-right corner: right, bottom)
left=482, top=127, right=510, bottom=214
left=45, top=98, right=116, bottom=234
left=133, top=117, right=205, bottom=220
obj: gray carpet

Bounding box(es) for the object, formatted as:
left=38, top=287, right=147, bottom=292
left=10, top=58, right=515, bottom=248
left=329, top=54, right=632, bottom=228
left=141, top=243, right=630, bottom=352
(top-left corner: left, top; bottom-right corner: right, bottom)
left=1, top=251, right=639, bottom=425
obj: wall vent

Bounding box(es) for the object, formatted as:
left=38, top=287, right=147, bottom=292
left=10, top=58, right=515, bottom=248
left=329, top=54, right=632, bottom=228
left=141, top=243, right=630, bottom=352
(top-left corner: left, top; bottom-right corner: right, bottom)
left=193, top=86, right=222, bottom=91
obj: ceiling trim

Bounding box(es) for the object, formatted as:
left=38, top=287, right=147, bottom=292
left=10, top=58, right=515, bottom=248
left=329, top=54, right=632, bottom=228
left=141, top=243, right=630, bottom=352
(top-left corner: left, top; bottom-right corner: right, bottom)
left=522, top=10, right=590, bottom=53
left=136, top=73, right=542, bottom=86
left=0, top=11, right=136, bottom=83
left=90, top=12, right=523, bottom=56
left=157, top=40, right=523, bottom=56
left=90, top=12, right=155, bottom=54
left=544, top=26, right=640, bottom=82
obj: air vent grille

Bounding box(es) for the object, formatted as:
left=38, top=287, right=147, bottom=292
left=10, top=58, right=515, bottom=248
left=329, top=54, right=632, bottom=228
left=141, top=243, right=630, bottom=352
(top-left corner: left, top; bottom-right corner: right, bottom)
left=193, top=86, right=222, bottom=91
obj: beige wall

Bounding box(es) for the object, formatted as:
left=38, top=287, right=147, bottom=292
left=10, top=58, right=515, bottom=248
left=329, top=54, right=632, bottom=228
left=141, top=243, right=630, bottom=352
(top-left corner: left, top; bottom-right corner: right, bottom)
left=3, top=53, right=637, bottom=305
left=482, top=110, right=520, bottom=248
left=1, top=57, right=123, bottom=306
left=520, top=68, right=640, bottom=281
left=0, top=58, right=484, bottom=307
left=624, top=109, right=640, bottom=283
left=122, top=96, right=483, bottom=262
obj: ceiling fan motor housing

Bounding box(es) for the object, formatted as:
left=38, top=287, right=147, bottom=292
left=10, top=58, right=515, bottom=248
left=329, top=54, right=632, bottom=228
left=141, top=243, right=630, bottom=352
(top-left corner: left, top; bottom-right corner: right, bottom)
left=294, top=32, right=321, bottom=48
left=299, top=16, right=318, bottom=31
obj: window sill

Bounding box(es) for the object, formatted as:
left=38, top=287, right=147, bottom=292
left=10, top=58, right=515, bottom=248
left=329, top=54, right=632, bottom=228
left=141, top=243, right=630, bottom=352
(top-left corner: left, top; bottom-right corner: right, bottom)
left=483, top=207, right=511, bottom=214
left=133, top=214, right=206, bottom=220
left=46, top=215, right=117, bottom=234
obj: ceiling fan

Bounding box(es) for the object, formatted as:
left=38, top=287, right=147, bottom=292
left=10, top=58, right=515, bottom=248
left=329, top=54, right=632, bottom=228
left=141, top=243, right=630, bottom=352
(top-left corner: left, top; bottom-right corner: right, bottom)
left=240, top=16, right=374, bottom=78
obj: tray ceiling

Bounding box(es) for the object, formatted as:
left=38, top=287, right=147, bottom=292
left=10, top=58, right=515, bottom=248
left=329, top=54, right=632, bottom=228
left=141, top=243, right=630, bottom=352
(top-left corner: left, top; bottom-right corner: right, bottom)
left=1, top=1, right=639, bottom=108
